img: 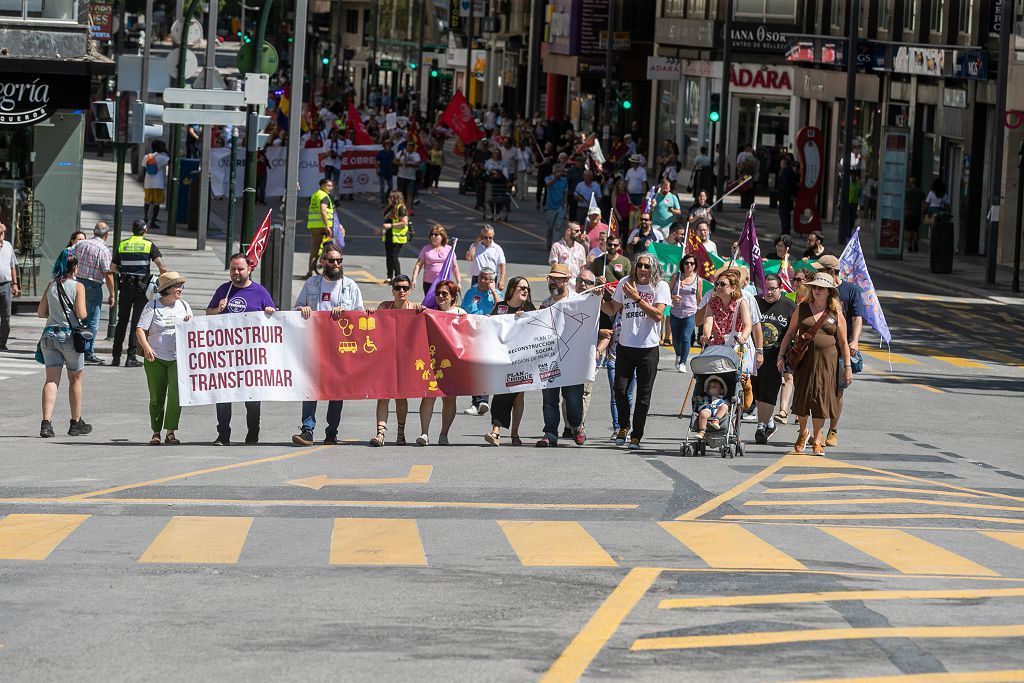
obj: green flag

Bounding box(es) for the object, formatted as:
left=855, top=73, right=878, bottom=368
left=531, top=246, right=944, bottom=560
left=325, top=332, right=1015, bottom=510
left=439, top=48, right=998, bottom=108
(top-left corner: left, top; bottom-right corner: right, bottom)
left=647, top=242, right=684, bottom=277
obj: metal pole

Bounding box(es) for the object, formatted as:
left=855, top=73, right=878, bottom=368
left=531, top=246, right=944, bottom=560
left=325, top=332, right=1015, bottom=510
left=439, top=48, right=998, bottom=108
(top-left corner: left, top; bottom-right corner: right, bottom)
left=986, top=1, right=1012, bottom=284
left=196, top=0, right=218, bottom=251
left=166, top=0, right=202, bottom=237
left=466, top=0, right=474, bottom=104
left=138, top=0, right=154, bottom=170
left=241, top=0, right=275, bottom=246
left=226, top=128, right=240, bottom=268
left=840, top=0, right=859, bottom=246
left=525, top=0, right=539, bottom=115
left=417, top=0, right=426, bottom=116
left=602, top=0, right=614, bottom=146
left=1014, top=143, right=1023, bottom=292
left=372, top=0, right=380, bottom=90
left=716, top=0, right=733, bottom=202
left=280, top=0, right=308, bottom=306
left=106, top=142, right=128, bottom=339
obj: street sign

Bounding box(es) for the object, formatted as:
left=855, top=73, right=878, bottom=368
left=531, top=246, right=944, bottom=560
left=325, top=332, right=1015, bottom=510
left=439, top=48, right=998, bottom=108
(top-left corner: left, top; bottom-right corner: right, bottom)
left=193, top=68, right=227, bottom=91
left=243, top=73, right=270, bottom=111
left=165, top=48, right=200, bottom=79
left=162, top=108, right=247, bottom=126
left=236, top=41, right=279, bottom=75
left=170, top=17, right=203, bottom=47
left=164, top=88, right=247, bottom=107
left=380, top=58, right=393, bottom=70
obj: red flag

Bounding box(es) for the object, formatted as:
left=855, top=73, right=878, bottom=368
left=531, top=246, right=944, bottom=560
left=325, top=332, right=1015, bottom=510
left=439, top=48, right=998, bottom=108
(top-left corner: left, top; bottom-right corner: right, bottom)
left=347, top=101, right=372, bottom=145
left=779, top=250, right=795, bottom=293
left=408, top=116, right=420, bottom=151
left=246, top=210, right=273, bottom=269
left=441, top=90, right=484, bottom=144
left=684, top=227, right=718, bottom=282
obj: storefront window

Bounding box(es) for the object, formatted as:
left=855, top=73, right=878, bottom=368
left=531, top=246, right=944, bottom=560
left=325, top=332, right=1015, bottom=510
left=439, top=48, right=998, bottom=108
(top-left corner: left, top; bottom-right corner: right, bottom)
left=663, top=0, right=684, bottom=18
left=930, top=0, right=944, bottom=32
left=656, top=80, right=679, bottom=155
left=735, top=0, right=796, bottom=21
left=0, top=0, right=79, bottom=21
left=904, top=0, right=917, bottom=32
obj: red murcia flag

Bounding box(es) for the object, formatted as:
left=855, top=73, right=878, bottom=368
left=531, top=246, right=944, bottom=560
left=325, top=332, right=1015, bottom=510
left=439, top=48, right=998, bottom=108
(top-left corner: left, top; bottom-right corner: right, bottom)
left=684, top=226, right=718, bottom=282
left=347, top=100, right=373, bottom=145
left=246, top=209, right=273, bottom=269
left=441, top=90, right=485, bottom=144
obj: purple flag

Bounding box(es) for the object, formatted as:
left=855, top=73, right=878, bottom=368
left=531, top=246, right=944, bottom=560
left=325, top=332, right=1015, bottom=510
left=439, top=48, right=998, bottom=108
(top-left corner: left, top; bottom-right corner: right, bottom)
left=422, top=238, right=458, bottom=309
left=737, top=208, right=767, bottom=295
left=331, top=209, right=346, bottom=249
left=839, top=227, right=891, bottom=344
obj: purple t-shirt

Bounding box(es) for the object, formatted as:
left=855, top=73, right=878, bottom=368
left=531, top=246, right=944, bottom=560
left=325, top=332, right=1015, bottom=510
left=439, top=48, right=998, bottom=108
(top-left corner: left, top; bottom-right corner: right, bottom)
left=208, top=281, right=275, bottom=314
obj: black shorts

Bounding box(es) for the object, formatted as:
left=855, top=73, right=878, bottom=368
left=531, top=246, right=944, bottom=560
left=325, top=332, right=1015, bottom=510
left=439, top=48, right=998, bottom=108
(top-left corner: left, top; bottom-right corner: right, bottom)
left=753, top=351, right=784, bottom=405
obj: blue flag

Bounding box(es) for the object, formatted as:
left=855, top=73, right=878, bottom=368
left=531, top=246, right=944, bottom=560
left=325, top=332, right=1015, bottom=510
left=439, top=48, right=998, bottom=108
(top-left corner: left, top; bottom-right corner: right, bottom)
left=839, top=227, right=891, bottom=345
left=331, top=209, right=346, bottom=249
left=422, top=238, right=458, bottom=309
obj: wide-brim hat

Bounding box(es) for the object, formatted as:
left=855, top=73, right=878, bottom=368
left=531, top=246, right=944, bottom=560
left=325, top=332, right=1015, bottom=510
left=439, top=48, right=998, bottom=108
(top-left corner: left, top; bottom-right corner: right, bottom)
left=629, top=154, right=642, bottom=163
left=157, top=271, right=186, bottom=292
left=808, top=272, right=838, bottom=289
left=812, top=254, right=841, bottom=271
left=547, top=263, right=571, bottom=278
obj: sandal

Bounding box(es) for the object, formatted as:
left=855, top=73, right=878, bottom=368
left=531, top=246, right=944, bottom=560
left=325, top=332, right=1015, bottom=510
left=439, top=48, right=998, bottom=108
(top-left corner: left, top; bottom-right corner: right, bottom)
left=395, top=423, right=407, bottom=446
left=510, top=435, right=523, bottom=446
left=708, top=418, right=721, bottom=430
left=812, top=441, right=826, bottom=456
left=164, top=432, right=180, bottom=445
left=149, top=433, right=161, bottom=446
left=775, top=409, right=789, bottom=424
left=794, top=429, right=809, bottom=453
left=484, top=431, right=500, bottom=446
left=369, top=424, right=387, bottom=447
left=695, top=430, right=706, bottom=440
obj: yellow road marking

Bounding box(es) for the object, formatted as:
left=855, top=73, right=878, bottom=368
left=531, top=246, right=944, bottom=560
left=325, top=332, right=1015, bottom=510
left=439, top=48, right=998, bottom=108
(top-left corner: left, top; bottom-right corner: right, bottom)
left=329, top=518, right=427, bottom=566
left=0, top=514, right=89, bottom=560
left=676, top=453, right=795, bottom=520
left=911, top=346, right=988, bottom=369
left=630, top=624, right=1024, bottom=651
left=725, top=513, right=1024, bottom=524
left=61, top=444, right=331, bottom=500
left=819, top=526, right=998, bottom=576
left=658, top=521, right=806, bottom=570
left=976, top=349, right=1024, bottom=368
left=781, top=473, right=907, bottom=484
left=778, top=668, right=1024, bottom=683
left=862, top=367, right=944, bottom=393
left=746, top=497, right=1024, bottom=512
left=762, top=485, right=982, bottom=498
left=287, top=465, right=433, bottom=489
left=0, top=497, right=639, bottom=510
left=982, top=530, right=1024, bottom=550
left=659, top=586, right=1024, bottom=610
left=540, top=567, right=661, bottom=683
left=499, top=521, right=617, bottom=567
left=860, top=348, right=920, bottom=365
left=139, top=516, right=253, bottom=564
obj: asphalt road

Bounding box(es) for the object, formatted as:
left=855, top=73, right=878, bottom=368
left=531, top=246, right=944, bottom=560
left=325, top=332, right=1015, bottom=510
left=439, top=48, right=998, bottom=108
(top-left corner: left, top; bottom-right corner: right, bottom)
left=2, top=174, right=1024, bottom=682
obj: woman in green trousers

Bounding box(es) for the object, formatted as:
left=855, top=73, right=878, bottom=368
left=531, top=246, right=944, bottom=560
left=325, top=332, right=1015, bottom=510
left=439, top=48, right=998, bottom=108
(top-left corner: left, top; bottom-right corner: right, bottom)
left=135, top=271, right=193, bottom=445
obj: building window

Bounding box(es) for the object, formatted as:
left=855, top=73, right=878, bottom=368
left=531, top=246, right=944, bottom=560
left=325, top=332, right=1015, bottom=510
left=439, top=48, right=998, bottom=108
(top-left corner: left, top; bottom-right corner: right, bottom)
left=831, top=0, right=842, bottom=29
left=663, top=0, right=684, bottom=18
left=686, top=0, right=707, bottom=17
left=930, top=0, right=943, bottom=32
left=958, top=0, right=972, bottom=34
left=903, top=0, right=917, bottom=32
left=878, top=0, right=892, bottom=30
left=345, top=9, right=359, bottom=34
left=735, top=0, right=797, bottom=21
left=0, top=0, right=79, bottom=21
left=364, top=9, right=372, bottom=32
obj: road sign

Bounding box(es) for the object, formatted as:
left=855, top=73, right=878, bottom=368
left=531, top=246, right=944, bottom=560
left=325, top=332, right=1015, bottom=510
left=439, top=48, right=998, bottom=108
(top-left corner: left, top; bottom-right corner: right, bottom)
left=162, top=108, right=247, bottom=126
left=165, top=48, right=200, bottom=79
left=236, top=41, right=279, bottom=75
left=380, top=58, right=393, bottom=70
left=193, top=68, right=227, bottom=91
left=170, top=17, right=203, bottom=47
left=164, top=88, right=247, bottom=107
left=129, top=101, right=165, bottom=144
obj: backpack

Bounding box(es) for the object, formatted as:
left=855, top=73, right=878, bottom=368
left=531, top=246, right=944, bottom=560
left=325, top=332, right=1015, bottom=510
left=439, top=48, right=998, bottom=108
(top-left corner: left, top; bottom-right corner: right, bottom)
left=144, top=154, right=159, bottom=176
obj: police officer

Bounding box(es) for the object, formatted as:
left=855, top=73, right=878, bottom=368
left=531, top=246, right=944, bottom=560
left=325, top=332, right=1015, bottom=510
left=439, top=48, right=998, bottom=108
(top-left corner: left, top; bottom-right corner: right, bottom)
left=111, top=219, right=167, bottom=367
left=305, top=177, right=336, bottom=278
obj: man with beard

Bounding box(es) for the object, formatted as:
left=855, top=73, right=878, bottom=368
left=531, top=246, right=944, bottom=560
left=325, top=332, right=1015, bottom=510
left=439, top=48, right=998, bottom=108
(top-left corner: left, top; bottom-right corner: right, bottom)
left=206, top=254, right=277, bottom=446
left=753, top=273, right=796, bottom=444
left=536, top=264, right=585, bottom=447
left=291, top=244, right=364, bottom=446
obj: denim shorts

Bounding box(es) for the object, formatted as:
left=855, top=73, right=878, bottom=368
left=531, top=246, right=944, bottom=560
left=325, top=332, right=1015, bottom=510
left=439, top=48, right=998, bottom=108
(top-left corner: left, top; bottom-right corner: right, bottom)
left=40, top=329, right=84, bottom=371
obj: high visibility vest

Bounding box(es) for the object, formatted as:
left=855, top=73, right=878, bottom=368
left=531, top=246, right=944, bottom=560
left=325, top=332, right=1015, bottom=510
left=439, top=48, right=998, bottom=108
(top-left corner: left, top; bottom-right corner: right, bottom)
left=384, top=204, right=410, bottom=245
left=116, top=235, right=154, bottom=276
left=307, top=189, right=333, bottom=230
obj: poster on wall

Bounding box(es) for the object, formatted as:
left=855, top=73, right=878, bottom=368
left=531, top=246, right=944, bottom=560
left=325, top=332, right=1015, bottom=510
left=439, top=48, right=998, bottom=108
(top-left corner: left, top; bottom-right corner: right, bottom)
left=793, top=127, right=823, bottom=235
left=876, top=128, right=909, bottom=258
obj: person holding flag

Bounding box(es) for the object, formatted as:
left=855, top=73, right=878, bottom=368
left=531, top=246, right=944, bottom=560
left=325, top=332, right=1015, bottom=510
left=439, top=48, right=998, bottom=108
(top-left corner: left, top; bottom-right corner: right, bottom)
left=667, top=254, right=700, bottom=372
left=412, top=225, right=460, bottom=297
left=305, top=178, right=335, bottom=278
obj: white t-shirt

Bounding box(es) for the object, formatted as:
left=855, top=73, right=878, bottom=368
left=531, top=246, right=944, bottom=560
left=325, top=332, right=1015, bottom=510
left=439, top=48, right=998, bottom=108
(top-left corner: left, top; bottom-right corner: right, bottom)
left=625, top=167, right=647, bottom=194
left=396, top=151, right=420, bottom=180
left=612, top=278, right=671, bottom=348
left=137, top=299, right=192, bottom=361
left=703, top=238, right=719, bottom=255
left=471, top=242, right=506, bottom=276
left=142, top=152, right=171, bottom=190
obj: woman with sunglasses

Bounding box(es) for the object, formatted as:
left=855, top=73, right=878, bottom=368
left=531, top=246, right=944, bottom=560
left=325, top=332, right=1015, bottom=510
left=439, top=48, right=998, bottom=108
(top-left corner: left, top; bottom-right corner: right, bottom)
left=412, top=224, right=461, bottom=296
left=415, top=280, right=465, bottom=446
left=376, top=190, right=411, bottom=286
left=668, top=255, right=699, bottom=372
left=135, top=271, right=193, bottom=445
left=484, top=276, right=535, bottom=446
left=367, top=275, right=416, bottom=447
left=699, top=269, right=752, bottom=349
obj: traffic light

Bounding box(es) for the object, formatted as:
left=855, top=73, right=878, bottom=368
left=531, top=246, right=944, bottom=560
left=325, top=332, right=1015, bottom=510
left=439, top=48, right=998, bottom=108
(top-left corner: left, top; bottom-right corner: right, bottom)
left=128, top=101, right=164, bottom=145
left=430, top=59, right=439, bottom=78
left=409, top=61, right=418, bottom=70
left=91, top=100, right=115, bottom=142
left=321, top=55, right=330, bottom=65
left=621, top=99, right=632, bottom=110
left=709, top=93, right=721, bottom=123
left=246, top=112, right=272, bottom=150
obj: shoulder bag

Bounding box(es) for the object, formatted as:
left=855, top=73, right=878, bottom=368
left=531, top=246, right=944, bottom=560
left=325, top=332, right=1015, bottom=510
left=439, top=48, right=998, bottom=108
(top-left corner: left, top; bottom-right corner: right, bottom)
left=54, top=280, right=92, bottom=353
left=784, top=307, right=830, bottom=371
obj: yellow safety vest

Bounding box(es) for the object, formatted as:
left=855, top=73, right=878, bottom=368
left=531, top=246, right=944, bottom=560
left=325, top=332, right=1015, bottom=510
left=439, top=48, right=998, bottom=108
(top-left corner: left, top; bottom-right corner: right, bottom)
left=116, top=235, right=154, bottom=276
left=307, top=189, right=333, bottom=230
left=384, top=204, right=410, bottom=245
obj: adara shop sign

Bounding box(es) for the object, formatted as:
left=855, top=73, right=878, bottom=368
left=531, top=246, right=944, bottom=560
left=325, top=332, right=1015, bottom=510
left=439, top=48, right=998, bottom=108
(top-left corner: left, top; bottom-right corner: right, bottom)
left=729, top=64, right=792, bottom=93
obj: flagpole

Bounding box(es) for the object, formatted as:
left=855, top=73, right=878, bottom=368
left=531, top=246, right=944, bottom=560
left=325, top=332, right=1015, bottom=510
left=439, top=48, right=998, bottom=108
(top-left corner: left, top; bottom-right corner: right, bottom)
left=704, top=175, right=752, bottom=213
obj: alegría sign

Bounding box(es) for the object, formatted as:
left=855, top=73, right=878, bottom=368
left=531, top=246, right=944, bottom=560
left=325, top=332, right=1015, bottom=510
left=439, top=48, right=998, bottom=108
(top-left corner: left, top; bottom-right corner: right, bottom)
left=0, top=76, right=57, bottom=127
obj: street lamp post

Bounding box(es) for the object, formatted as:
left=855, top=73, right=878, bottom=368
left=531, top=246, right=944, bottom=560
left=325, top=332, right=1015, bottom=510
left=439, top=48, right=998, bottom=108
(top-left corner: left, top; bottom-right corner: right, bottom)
left=240, top=0, right=275, bottom=246
left=987, top=1, right=1012, bottom=284
left=716, top=0, right=733, bottom=202
left=839, top=0, right=859, bottom=245
left=602, top=0, right=614, bottom=147
left=165, top=0, right=202, bottom=238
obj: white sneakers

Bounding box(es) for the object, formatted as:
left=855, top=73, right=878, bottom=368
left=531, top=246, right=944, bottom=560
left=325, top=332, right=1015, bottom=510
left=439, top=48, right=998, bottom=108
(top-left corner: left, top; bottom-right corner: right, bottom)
left=464, top=402, right=490, bottom=416
left=676, top=359, right=688, bottom=373
left=416, top=434, right=429, bottom=446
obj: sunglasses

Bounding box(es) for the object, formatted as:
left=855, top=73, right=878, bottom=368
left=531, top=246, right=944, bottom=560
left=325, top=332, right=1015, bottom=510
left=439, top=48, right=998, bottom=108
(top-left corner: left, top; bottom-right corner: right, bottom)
left=436, top=291, right=451, bottom=298
left=324, top=258, right=343, bottom=264
left=715, top=281, right=730, bottom=288
left=430, top=233, right=443, bottom=237
left=393, top=285, right=411, bottom=291
left=635, top=263, right=651, bottom=270
left=640, top=218, right=651, bottom=223
left=481, top=235, right=493, bottom=240
left=516, top=285, right=530, bottom=291
left=578, top=280, right=595, bottom=286
left=608, top=242, right=620, bottom=248
left=172, top=284, right=185, bottom=290
left=682, top=261, right=695, bottom=267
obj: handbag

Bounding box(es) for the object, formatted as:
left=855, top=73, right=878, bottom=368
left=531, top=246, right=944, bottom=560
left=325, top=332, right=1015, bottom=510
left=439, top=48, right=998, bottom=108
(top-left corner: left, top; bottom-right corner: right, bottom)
left=54, top=279, right=92, bottom=353
left=784, top=307, right=831, bottom=370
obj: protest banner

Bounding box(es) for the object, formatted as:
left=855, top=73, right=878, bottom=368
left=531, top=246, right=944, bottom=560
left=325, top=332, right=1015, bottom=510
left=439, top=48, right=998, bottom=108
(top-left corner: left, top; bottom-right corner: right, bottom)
left=177, top=297, right=600, bottom=406
left=211, top=145, right=382, bottom=199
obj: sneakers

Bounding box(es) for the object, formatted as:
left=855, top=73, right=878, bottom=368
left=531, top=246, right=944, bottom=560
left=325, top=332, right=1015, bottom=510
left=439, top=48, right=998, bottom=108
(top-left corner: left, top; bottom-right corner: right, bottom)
left=292, top=429, right=314, bottom=446
left=826, top=429, right=838, bottom=448
left=754, top=426, right=767, bottom=444
left=464, top=403, right=488, bottom=416
left=125, top=357, right=142, bottom=368
left=614, top=428, right=628, bottom=447
left=68, top=418, right=92, bottom=436
left=40, top=420, right=54, bottom=438
left=84, top=356, right=106, bottom=365
left=627, top=436, right=641, bottom=450
left=477, top=402, right=489, bottom=416
left=677, top=361, right=687, bottom=373
left=764, top=422, right=778, bottom=441
left=574, top=428, right=586, bottom=446
left=535, top=437, right=556, bottom=447
left=213, top=435, right=230, bottom=446
left=742, top=410, right=758, bottom=423
left=416, top=433, right=429, bottom=446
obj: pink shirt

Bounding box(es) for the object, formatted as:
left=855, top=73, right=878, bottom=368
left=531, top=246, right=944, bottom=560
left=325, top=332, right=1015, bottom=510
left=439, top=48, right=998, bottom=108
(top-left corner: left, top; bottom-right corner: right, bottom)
left=418, top=244, right=452, bottom=283
left=585, top=222, right=609, bottom=249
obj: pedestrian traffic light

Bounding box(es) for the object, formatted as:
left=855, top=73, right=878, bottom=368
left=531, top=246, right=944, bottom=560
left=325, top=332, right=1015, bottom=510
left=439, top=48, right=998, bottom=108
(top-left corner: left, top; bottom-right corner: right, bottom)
left=430, top=59, right=439, bottom=78
left=410, top=61, right=418, bottom=70
left=709, top=93, right=721, bottom=122
left=128, top=100, right=164, bottom=145
left=321, top=55, right=330, bottom=65
left=621, top=99, right=632, bottom=110
left=246, top=112, right=273, bottom=150
left=91, top=100, right=115, bottom=142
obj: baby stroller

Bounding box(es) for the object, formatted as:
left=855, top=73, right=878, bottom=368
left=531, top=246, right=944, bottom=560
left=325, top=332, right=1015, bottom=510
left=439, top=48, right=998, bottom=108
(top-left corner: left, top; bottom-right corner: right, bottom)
left=679, top=345, right=745, bottom=459
left=487, top=171, right=511, bottom=221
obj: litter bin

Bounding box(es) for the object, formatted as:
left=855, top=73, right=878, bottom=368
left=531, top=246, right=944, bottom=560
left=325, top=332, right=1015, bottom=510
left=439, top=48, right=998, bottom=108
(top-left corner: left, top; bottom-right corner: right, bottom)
left=175, top=158, right=201, bottom=226
left=929, top=212, right=954, bottom=274
left=187, top=166, right=202, bottom=231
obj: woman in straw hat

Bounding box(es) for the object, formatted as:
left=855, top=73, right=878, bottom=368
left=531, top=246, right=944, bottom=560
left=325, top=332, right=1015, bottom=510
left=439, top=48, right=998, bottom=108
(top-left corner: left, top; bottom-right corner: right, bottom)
left=776, top=272, right=852, bottom=455
left=135, top=271, right=193, bottom=445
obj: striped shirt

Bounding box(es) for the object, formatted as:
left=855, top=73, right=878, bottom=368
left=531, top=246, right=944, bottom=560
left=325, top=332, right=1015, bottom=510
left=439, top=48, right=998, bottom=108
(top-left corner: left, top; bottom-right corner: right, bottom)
left=74, top=237, right=112, bottom=284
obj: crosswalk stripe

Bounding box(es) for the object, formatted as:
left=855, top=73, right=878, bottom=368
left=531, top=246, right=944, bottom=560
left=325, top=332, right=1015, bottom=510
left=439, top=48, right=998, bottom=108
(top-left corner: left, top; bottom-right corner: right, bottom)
left=139, top=516, right=253, bottom=564
left=819, top=527, right=998, bottom=576
left=910, top=347, right=988, bottom=369
left=499, top=520, right=617, bottom=567
left=859, top=348, right=920, bottom=365
left=0, top=514, right=90, bottom=560
left=0, top=370, right=36, bottom=376
left=658, top=522, right=806, bottom=570
left=329, top=518, right=427, bottom=566
left=975, top=350, right=1024, bottom=368
left=981, top=530, right=1024, bottom=550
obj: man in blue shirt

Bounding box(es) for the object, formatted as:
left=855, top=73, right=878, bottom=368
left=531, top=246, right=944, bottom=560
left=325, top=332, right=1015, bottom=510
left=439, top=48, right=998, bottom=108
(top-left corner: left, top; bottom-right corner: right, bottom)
left=544, top=166, right=569, bottom=250
left=376, top=139, right=396, bottom=206
left=649, top=179, right=681, bottom=234
left=460, top=267, right=498, bottom=315
left=813, top=255, right=863, bottom=448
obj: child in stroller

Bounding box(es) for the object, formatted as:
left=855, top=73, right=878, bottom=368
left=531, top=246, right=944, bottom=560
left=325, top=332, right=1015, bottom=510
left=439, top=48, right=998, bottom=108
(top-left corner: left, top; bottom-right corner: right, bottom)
left=694, top=376, right=729, bottom=439
left=680, top=345, right=745, bottom=458
left=487, top=170, right=511, bottom=221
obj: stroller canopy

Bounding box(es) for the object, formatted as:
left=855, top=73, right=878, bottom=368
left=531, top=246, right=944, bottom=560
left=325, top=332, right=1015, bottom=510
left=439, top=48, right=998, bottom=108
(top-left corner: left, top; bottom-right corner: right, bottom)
left=690, top=345, right=740, bottom=375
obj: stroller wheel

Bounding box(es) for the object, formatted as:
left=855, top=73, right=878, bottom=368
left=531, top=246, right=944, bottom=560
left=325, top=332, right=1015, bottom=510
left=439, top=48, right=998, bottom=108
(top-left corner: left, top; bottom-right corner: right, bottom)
left=680, top=443, right=694, bottom=457
left=737, top=442, right=746, bottom=458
